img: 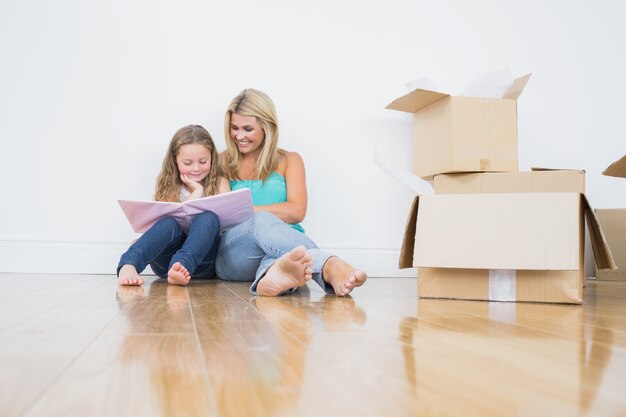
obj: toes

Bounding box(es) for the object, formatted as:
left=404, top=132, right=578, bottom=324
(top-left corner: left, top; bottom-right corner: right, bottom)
left=288, top=245, right=307, bottom=260
left=120, top=278, right=142, bottom=286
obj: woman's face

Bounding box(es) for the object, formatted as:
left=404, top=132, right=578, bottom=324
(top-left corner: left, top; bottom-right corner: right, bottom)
left=229, top=113, right=265, bottom=156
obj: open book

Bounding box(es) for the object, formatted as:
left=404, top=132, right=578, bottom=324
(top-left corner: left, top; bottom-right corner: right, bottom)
left=118, top=189, right=254, bottom=233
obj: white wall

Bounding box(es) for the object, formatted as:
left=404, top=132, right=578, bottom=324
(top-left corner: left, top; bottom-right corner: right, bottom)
left=1, top=0, right=624, bottom=276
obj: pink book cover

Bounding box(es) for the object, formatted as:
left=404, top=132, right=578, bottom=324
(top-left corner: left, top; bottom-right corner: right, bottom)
left=118, top=189, right=254, bottom=233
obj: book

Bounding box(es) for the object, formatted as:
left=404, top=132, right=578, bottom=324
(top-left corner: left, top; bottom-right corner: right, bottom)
left=118, top=188, right=254, bottom=233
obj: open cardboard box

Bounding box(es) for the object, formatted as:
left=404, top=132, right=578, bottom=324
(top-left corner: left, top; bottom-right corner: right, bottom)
left=399, top=191, right=615, bottom=304
left=386, top=74, right=531, bottom=179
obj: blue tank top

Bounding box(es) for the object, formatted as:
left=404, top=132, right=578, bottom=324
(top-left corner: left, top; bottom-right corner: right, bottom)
left=230, top=172, right=305, bottom=233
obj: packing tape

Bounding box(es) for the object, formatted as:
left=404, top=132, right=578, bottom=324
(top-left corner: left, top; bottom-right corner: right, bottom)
left=489, top=302, right=516, bottom=324
left=489, top=269, right=516, bottom=301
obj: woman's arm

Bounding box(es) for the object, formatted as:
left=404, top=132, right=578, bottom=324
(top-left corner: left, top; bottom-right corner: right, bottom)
left=218, top=176, right=231, bottom=194
left=255, top=151, right=308, bottom=223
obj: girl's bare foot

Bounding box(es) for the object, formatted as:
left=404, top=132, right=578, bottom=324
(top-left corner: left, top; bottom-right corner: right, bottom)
left=168, top=262, right=191, bottom=286
left=257, top=246, right=313, bottom=296
left=118, top=264, right=144, bottom=286
left=322, top=257, right=367, bottom=296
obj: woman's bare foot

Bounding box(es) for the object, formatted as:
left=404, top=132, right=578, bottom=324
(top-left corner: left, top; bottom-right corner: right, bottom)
left=168, top=262, right=191, bottom=286
left=322, top=257, right=367, bottom=296
left=118, top=264, right=144, bottom=286
left=257, top=246, right=313, bottom=296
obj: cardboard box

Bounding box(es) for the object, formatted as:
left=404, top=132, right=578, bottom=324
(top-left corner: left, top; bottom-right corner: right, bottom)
left=386, top=74, right=531, bottom=179
left=433, top=169, right=585, bottom=194
left=429, top=170, right=589, bottom=302
left=602, top=154, right=626, bottom=178
left=595, top=209, right=626, bottom=281
left=399, top=193, right=615, bottom=304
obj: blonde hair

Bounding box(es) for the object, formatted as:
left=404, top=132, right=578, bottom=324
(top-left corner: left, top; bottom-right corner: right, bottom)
left=154, top=125, right=223, bottom=202
left=223, top=88, right=284, bottom=181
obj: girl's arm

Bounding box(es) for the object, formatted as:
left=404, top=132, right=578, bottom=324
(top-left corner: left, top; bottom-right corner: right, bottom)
left=180, top=174, right=204, bottom=202
left=255, top=151, right=307, bottom=223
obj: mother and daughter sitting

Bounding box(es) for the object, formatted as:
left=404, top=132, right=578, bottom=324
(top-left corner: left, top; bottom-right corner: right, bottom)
left=117, top=88, right=367, bottom=297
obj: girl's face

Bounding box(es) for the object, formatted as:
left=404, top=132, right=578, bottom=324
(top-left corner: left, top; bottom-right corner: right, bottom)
left=175, top=143, right=212, bottom=182
left=229, top=113, right=265, bottom=155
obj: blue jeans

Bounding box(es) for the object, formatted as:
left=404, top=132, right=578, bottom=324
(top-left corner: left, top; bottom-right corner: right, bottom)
left=117, top=211, right=220, bottom=279
left=215, top=211, right=334, bottom=294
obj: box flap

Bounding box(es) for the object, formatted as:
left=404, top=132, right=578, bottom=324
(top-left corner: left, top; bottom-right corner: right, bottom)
left=386, top=89, right=449, bottom=113
left=531, top=167, right=585, bottom=173
left=602, top=154, right=626, bottom=178
left=413, top=193, right=581, bottom=270
left=582, top=196, right=617, bottom=270
left=502, top=73, right=531, bottom=100
left=399, top=196, right=419, bottom=269
left=434, top=171, right=585, bottom=194
left=595, top=209, right=626, bottom=268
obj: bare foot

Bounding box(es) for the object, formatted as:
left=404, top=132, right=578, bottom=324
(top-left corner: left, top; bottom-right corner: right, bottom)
left=257, top=246, right=313, bottom=296
left=168, top=262, right=191, bottom=286
left=118, top=264, right=144, bottom=286
left=322, top=257, right=367, bottom=296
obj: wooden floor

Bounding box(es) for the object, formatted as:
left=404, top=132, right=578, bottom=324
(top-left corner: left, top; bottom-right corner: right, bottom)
left=1, top=274, right=625, bottom=417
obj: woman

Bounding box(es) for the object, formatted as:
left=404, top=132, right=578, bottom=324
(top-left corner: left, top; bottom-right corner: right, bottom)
left=215, top=88, right=367, bottom=296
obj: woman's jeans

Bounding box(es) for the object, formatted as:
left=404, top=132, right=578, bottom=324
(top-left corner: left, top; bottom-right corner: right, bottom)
left=117, top=211, right=220, bottom=279
left=215, top=211, right=334, bottom=294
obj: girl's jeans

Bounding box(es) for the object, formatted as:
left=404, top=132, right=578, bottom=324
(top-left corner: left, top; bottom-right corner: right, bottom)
left=215, top=211, right=334, bottom=294
left=117, top=211, right=220, bottom=279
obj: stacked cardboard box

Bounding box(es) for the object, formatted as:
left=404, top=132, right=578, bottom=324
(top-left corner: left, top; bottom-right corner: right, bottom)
left=386, top=74, right=530, bottom=179
left=596, top=154, right=626, bottom=281
left=388, top=75, right=615, bottom=303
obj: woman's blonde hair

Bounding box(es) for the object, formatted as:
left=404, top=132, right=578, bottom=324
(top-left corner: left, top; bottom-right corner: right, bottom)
left=154, top=125, right=223, bottom=202
left=223, top=88, right=283, bottom=181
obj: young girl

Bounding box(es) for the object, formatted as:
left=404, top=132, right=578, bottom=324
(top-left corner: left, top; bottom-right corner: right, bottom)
left=215, top=89, right=368, bottom=296
left=118, top=124, right=230, bottom=286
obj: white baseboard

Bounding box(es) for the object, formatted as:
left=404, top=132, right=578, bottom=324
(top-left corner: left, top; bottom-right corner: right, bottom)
left=0, top=239, right=416, bottom=277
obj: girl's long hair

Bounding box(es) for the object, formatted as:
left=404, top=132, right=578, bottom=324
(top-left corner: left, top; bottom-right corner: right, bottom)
left=223, top=88, right=283, bottom=181
left=154, top=125, right=223, bottom=202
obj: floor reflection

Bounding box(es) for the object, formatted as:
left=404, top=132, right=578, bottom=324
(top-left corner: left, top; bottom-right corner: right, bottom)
left=194, top=286, right=370, bottom=417
left=192, top=286, right=312, bottom=417
left=313, top=294, right=367, bottom=332
left=399, top=297, right=616, bottom=416
left=115, top=282, right=211, bottom=417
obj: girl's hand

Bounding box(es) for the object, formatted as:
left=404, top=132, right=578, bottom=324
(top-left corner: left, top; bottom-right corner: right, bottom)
left=180, top=174, right=204, bottom=200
